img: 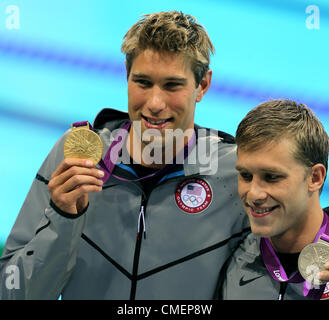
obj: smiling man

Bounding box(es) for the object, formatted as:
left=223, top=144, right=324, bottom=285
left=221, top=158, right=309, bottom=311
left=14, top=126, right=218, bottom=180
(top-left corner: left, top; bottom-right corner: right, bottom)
left=125, top=48, right=209, bottom=166
left=0, top=11, right=250, bottom=299
left=221, top=99, right=329, bottom=300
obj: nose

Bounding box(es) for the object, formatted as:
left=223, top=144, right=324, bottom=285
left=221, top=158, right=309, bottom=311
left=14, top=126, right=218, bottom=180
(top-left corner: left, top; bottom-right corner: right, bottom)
left=146, top=86, right=166, bottom=115
left=247, top=179, right=267, bottom=204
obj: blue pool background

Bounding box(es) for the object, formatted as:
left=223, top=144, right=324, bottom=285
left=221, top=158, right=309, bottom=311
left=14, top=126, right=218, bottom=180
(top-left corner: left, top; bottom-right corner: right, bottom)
left=1, top=0, right=329, bottom=247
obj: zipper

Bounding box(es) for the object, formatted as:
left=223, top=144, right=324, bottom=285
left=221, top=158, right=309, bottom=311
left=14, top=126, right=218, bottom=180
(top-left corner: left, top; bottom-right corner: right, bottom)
left=278, top=282, right=288, bottom=300
left=130, top=194, right=148, bottom=300
left=118, top=165, right=188, bottom=300
left=128, top=172, right=189, bottom=300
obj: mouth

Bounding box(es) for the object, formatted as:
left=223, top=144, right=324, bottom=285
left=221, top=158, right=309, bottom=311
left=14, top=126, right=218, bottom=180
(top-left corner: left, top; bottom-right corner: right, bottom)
left=141, top=114, right=173, bottom=129
left=247, top=203, right=280, bottom=218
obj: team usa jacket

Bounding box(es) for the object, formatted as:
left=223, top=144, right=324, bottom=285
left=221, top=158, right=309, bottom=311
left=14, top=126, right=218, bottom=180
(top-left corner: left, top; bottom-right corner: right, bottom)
left=0, top=108, right=249, bottom=299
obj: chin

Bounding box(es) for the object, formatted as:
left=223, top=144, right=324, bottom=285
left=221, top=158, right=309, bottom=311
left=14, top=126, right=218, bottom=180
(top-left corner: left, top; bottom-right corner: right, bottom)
left=250, top=225, right=274, bottom=238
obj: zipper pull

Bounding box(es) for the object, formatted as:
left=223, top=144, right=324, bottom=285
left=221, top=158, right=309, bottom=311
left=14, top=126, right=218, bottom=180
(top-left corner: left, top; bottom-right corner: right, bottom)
left=137, top=205, right=146, bottom=240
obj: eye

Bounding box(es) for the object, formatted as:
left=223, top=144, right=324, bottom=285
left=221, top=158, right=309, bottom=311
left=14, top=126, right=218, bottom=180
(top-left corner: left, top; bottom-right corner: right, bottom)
left=134, top=79, right=152, bottom=88
left=164, top=82, right=182, bottom=91
left=239, top=172, right=252, bottom=182
left=264, top=173, right=282, bottom=182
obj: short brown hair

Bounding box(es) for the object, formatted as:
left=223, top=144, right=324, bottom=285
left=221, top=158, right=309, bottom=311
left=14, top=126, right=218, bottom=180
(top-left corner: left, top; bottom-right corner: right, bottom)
left=236, top=99, right=328, bottom=188
left=121, top=11, right=214, bottom=86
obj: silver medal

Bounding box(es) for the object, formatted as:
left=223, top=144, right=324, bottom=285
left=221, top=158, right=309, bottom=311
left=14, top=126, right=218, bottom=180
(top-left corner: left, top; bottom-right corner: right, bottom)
left=298, top=239, right=329, bottom=286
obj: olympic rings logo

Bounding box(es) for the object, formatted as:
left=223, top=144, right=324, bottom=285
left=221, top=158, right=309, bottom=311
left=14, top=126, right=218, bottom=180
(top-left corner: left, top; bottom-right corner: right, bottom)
left=182, top=194, right=203, bottom=206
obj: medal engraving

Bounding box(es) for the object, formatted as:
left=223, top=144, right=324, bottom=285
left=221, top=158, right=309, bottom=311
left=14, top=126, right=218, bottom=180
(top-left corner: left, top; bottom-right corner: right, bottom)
left=298, top=242, right=329, bottom=285
left=64, top=125, right=103, bottom=165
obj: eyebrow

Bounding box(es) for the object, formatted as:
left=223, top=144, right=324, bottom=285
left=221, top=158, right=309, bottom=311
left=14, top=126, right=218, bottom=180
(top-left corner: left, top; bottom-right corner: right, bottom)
left=131, top=73, right=188, bottom=83
left=235, top=165, right=286, bottom=175
left=165, top=77, right=188, bottom=83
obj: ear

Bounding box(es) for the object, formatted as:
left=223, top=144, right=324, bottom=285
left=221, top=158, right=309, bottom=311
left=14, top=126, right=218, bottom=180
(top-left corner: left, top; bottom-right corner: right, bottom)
left=308, top=164, right=327, bottom=193
left=196, top=69, right=212, bottom=102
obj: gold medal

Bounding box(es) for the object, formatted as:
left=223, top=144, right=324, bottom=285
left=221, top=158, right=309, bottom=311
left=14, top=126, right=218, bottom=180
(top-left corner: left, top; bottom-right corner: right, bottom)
left=63, top=123, right=103, bottom=165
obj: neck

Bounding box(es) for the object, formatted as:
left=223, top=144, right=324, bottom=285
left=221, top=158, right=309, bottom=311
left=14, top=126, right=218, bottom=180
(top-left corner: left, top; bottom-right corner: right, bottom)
left=270, top=203, right=324, bottom=253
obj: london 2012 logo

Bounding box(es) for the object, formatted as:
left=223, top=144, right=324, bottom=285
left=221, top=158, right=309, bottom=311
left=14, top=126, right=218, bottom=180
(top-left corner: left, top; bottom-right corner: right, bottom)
left=175, top=178, right=212, bottom=214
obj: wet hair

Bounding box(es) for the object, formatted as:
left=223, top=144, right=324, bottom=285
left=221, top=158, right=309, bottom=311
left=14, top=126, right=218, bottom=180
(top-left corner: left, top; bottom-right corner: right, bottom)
left=236, top=99, right=329, bottom=191
left=121, top=11, right=214, bottom=86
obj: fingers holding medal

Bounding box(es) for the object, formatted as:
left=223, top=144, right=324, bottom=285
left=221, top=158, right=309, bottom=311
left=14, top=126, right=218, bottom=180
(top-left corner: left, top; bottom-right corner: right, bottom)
left=48, top=123, right=104, bottom=215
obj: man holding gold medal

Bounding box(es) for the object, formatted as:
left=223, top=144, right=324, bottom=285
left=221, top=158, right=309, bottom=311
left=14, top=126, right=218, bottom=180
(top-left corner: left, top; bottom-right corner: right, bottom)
left=220, top=100, right=329, bottom=300
left=0, top=11, right=250, bottom=299
left=2, top=12, right=329, bottom=300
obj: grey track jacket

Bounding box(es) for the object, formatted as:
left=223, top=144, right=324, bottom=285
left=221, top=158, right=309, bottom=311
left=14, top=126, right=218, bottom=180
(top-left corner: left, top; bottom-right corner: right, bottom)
left=0, top=108, right=249, bottom=299
left=221, top=211, right=329, bottom=300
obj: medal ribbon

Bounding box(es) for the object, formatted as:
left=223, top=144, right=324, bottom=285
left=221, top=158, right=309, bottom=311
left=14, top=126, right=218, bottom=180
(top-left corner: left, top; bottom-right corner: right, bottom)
left=260, top=212, right=329, bottom=299
left=73, top=121, right=196, bottom=183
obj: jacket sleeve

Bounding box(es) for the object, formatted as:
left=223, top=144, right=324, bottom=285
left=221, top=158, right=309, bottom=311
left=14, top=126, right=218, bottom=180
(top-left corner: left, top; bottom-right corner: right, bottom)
left=0, top=132, right=87, bottom=300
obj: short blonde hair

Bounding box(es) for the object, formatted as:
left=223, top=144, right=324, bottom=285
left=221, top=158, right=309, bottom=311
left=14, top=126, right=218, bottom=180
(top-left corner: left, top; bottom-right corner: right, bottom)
left=121, top=11, right=214, bottom=86
left=236, top=99, right=329, bottom=190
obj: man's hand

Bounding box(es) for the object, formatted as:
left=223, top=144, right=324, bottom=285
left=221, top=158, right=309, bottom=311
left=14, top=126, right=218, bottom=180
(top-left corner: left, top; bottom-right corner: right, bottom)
left=48, top=158, right=104, bottom=214
left=319, top=261, right=329, bottom=283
